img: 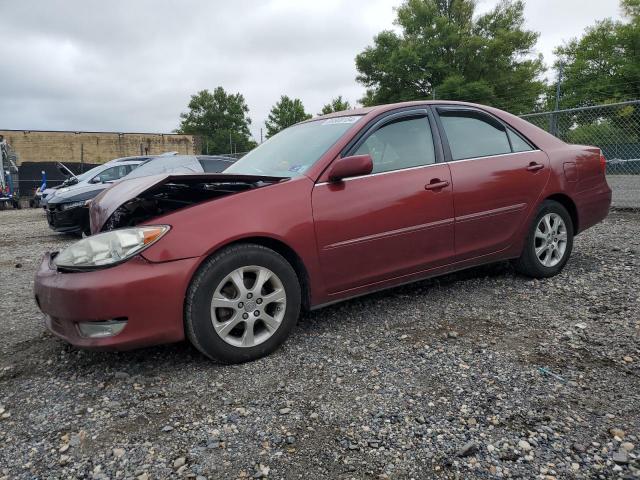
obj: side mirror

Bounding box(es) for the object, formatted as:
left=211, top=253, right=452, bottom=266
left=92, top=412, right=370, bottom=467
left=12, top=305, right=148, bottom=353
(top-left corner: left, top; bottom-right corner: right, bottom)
left=327, top=154, right=373, bottom=182
left=90, top=176, right=101, bottom=184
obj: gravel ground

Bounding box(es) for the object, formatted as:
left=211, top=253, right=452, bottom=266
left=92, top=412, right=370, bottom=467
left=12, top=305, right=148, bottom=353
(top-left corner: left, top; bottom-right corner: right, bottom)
left=607, top=175, right=640, bottom=209
left=0, top=207, right=639, bottom=479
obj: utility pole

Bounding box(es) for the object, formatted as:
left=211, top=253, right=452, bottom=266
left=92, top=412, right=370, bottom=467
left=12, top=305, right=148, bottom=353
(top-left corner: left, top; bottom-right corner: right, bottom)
left=551, top=63, right=564, bottom=136
left=229, top=132, right=232, bottom=154
left=554, top=63, right=564, bottom=112
left=260, top=128, right=263, bottom=144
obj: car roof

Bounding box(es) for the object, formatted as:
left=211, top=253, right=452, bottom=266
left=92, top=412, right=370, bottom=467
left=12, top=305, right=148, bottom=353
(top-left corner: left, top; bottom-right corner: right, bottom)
left=312, top=106, right=378, bottom=121
left=310, top=99, right=568, bottom=122
left=310, top=100, right=498, bottom=122
left=111, top=156, right=153, bottom=163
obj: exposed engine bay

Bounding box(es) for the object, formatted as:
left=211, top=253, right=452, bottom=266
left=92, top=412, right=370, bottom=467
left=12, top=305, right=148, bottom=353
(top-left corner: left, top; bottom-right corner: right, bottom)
left=102, top=177, right=282, bottom=231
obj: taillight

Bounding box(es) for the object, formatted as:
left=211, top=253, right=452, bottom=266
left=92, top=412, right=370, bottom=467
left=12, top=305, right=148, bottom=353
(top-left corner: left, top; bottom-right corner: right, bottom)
left=599, top=151, right=607, bottom=174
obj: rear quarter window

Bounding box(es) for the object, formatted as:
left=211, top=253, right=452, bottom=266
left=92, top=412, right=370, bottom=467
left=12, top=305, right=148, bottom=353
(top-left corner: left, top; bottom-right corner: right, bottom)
left=507, top=128, right=534, bottom=153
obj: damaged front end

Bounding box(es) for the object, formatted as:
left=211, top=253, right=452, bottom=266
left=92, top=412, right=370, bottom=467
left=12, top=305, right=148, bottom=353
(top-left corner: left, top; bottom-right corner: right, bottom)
left=90, top=174, right=287, bottom=234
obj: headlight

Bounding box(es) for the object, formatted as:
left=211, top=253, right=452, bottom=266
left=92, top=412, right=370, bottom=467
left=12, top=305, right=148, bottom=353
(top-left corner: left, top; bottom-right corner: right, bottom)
left=53, top=225, right=170, bottom=269
left=60, top=201, right=87, bottom=211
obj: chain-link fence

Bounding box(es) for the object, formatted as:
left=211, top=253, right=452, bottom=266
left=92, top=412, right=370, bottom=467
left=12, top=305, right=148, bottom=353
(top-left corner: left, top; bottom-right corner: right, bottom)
left=520, top=100, right=640, bottom=208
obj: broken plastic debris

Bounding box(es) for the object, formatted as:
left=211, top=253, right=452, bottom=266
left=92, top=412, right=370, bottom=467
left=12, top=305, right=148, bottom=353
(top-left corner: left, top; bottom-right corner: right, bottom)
left=538, top=367, right=566, bottom=383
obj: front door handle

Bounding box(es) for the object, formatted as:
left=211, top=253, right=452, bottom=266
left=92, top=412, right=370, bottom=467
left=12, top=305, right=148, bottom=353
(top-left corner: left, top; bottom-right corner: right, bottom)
left=425, top=179, right=450, bottom=190
left=527, top=162, right=544, bottom=172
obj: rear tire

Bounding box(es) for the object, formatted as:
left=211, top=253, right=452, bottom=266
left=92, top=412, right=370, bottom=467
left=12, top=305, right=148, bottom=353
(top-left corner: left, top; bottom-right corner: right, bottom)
left=514, top=200, right=574, bottom=278
left=185, top=244, right=301, bottom=363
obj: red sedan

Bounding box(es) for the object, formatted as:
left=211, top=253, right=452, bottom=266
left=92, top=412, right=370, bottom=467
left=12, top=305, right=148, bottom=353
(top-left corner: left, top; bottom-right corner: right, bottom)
left=34, top=101, right=612, bottom=363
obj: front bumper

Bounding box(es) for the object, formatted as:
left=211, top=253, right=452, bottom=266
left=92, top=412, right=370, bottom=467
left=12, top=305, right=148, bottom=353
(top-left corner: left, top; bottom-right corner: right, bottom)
left=34, top=253, right=200, bottom=350
left=46, top=204, right=89, bottom=233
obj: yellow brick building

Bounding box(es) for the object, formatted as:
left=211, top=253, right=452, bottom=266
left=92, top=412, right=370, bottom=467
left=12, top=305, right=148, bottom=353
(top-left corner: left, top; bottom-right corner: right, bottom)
left=0, top=130, right=197, bottom=165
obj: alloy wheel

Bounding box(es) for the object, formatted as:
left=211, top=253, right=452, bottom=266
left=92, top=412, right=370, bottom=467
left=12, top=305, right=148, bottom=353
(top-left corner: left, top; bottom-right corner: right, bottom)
left=534, top=213, right=568, bottom=268
left=210, top=266, right=287, bottom=348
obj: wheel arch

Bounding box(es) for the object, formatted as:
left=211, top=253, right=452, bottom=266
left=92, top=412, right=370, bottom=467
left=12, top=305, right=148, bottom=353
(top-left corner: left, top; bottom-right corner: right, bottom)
left=545, top=193, right=579, bottom=233
left=189, top=236, right=312, bottom=311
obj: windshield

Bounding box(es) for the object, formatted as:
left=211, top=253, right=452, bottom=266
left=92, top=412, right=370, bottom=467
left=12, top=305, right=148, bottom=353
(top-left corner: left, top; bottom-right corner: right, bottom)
left=225, top=116, right=362, bottom=177
left=124, top=155, right=202, bottom=179
left=67, top=164, right=104, bottom=184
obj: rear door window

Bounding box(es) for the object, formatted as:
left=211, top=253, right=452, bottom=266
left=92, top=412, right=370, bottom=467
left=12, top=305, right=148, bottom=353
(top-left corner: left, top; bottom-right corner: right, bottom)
left=438, top=110, right=512, bottom=160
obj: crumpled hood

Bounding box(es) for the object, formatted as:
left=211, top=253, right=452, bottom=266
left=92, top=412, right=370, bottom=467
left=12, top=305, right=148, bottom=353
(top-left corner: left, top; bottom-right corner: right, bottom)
left=89, top=173, right=287, bottom=234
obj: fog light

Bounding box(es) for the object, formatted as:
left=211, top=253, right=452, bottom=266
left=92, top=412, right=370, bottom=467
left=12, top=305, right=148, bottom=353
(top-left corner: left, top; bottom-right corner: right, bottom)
left=77, top=319, right=127, bottom=338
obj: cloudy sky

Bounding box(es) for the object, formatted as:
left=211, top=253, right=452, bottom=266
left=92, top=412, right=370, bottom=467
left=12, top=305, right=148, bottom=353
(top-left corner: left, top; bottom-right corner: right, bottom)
left=0, top=0, right=624, bottom=143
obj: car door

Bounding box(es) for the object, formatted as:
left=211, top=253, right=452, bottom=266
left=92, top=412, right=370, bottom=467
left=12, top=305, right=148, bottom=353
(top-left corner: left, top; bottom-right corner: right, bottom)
left=312, top=110, right=455, bottom=294
left=434, top=106, right=550, bottom=261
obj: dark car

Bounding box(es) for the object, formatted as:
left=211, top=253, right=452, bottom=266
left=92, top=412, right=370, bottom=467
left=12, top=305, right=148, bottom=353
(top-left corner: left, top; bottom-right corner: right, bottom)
left=34, top=101, right=611, bottom=364
left=44, top=156, right=151, bottom=234
left=45, top=154, right=234, bottom=235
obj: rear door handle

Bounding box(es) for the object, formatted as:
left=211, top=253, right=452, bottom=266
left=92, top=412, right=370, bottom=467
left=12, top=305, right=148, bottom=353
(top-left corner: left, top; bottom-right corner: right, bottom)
left=527, top=162, right=544, bottom=172
left=425, top=179, right=450, bottom=190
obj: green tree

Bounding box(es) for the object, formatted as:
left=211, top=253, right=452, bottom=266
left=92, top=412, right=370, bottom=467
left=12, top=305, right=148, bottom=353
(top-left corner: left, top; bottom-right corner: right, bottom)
left=320, top=96, right=353, bottom=115
left=265, top=96, right=312, bottom=137
left=355, top=0, right=545, bottom=114
left=550, top=0, right=640, bottom=109
left=543, top=1, right=640, bottom=152
left=622, top=0, right=639, bottom=18
left=178, top=87, right=257, bottom=154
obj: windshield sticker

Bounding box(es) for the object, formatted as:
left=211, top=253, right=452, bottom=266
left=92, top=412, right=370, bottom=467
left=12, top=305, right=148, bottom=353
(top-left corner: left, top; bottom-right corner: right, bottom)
left=288, top=164, right=305, bottom=173
left=321, top=116, right=360, bottom=125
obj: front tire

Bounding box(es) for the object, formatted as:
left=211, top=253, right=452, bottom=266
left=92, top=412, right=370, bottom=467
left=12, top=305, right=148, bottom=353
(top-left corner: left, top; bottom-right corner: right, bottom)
left=185, top=244, right=301, bottom=363
left=514, top=200, right=574, bottom=278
